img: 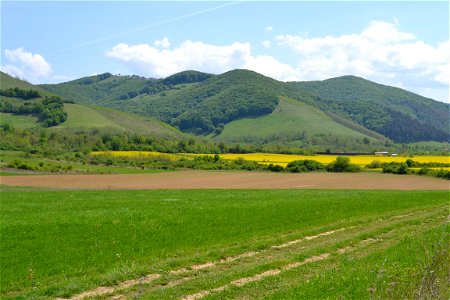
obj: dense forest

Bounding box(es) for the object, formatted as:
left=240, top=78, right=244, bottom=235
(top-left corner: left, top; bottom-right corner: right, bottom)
left=290, top=76, right=450, bottom=143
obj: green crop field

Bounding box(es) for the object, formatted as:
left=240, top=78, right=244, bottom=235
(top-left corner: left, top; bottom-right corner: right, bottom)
left=1, top=189, right=448, bottom=299
left=216, top=97, right=375, bottom=144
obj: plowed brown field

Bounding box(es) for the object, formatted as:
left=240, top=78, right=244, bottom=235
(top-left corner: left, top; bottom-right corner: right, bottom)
left=1, top=171, right=448, bottom=190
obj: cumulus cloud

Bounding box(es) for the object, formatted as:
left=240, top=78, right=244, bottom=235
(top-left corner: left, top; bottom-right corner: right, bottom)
left=107, top=40, right=252, bottom=77
left=154, top=37, right=170, bottom=49
left=107, top=39, right=302, bottom=82
left=243, top=55, right=300, bottom=81
left=276, top=20, right=449, bottom=88
left=262, top=40, right=271, bottom=48
left=106, top=20, right=448, bottom=101
left=265, top=26, right=274, bottom=33
left=1, top=48, right=52, bottom=83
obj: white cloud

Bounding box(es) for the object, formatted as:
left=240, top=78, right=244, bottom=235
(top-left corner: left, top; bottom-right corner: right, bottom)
left=106, top=20, right=449, bottom=102
left=276, top=20, right=449, bottom=89
left=262, top=40, right=271, bottom=48
left=1, top=48, right=52, bottom=83
left=244, top=55, right=300, bottom=81
left=154, top=37, right=170, bottom=49
left=265, top=26, right=274, bottom=33
left=107, top=40, right=302, bottom=82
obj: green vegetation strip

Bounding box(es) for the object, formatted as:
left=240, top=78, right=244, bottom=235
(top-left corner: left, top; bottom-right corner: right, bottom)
left=1, top=190, right=448, bottom=299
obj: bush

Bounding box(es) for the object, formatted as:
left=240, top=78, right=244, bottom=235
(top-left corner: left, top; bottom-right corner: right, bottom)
left=417, top=167, right=430, bottom=175
left=286, top=160, right=323, bottom=172
left=327, top=156, right=361, bottom=173
left=366, top=160, right=382, bottom=169
left=382, top=162, right=409, bottom=174
left=435, top=170, right=450, bottom=180
left=268, top=164, right=284, bottom=172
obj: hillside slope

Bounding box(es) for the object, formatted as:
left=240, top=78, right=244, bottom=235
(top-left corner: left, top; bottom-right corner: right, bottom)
left=0, top=72, right=52, bottom=96
left=215, top=97, right=383, bottom=150
left=0, top=73, right=184, bottom=139
left=40, top=69, right=449, bottom=144
left=290, top=76, right=449, bottom=143
left=40, top=73, right=153, bottom=104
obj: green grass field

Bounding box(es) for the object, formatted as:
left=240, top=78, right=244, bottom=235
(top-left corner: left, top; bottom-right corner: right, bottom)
left=216, top=97, right=375, bottom=143
left=1, top=189, right=448, bottom=299
left=0, top=112, right=39, bottom=128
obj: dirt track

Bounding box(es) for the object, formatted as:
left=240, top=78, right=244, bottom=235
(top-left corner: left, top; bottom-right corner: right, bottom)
left=1, top=171, right=449, bottom=190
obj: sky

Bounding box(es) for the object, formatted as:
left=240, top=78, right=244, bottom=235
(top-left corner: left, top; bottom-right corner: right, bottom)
left=1, top=1, right=449, bottom=103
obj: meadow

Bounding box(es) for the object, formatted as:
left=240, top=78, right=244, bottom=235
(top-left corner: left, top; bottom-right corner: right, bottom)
left=1, top=189, right=448, bottom=299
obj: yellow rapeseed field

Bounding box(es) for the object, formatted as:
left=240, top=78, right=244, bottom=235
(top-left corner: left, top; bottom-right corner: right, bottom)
left=92, top=151, right=449, bottom=167
left=212, top=153, right=450, bottom=166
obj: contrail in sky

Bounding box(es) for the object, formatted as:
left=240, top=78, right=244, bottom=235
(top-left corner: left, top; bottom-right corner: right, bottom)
left=45, top=1, right=243, bottom=56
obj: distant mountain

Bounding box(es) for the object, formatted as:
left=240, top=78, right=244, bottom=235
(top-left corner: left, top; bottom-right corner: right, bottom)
left=38, top=70, right=450, bottom=145
left=289, top=76, right=449, bottom=143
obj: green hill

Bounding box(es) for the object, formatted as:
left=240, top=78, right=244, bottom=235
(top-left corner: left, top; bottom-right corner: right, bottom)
left=0, top=73, right=184, bottom=139
left=40, top=73, right=153, bottom=105
left=0, top=72, right=52, bottom=96
left=290, top=76, right=449, bottom=143
left=39, top=69, right=449, bottom=145
left=215, top=97, right=383, bottom=149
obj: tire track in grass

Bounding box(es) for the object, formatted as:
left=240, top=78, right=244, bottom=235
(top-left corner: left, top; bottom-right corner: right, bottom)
left=111, top=208, right=447, bottom=299
left=66, top=206, right=446, bottom=300
left=181, top=236, right=385, bottom=300
left=64, top=274, right=161, bottom=300
left=65, top=229, right=345, bottom=300
left=180, top=215, right=447, bottom=300
left=168, top=209, right=448, bottom=300
left=181, top=254, right=331, bottom=300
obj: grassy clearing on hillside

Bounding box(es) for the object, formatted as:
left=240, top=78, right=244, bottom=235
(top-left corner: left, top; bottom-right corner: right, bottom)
left=55, top=104, right=123, bottom=129
left=0, top=112, right=38, bottom=128
left=93, top=106, right=185, bottom=138
left=1, top=189, right=448, bottom=299
left=216, top=97, right=373, bottom=143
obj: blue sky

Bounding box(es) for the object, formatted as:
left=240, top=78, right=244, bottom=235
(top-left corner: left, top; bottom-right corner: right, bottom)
left=1, top=1, right=449, bottom=102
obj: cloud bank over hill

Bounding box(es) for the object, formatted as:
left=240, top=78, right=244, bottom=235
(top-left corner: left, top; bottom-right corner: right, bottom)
left=106, top=20, right=449, bottom=102
left=1, top=21, right=448, bottom=102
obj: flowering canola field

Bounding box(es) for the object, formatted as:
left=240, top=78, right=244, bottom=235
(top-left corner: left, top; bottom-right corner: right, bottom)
left=92, top=151, right=449, bottom=167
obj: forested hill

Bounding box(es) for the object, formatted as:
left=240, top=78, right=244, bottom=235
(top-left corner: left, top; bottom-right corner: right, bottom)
left=42, top=69, right=318, bottom=135
left=290, top=76, right=449, bottom=143
left=39, top=69, right=450, bottom=144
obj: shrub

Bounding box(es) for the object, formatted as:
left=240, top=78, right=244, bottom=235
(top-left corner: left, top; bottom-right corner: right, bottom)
left=268, top=164, right=284, bottom=172
left=417, top=167, right=430, bottom=175
left=327, top=156, right=361, bottom=173
left=286, top=160, right=323, bottom=173
left=382, top=162, right=409, bottom=174
left=366, top=160, right=382, bottom=169
left=435, top=170, right=450, bottom=180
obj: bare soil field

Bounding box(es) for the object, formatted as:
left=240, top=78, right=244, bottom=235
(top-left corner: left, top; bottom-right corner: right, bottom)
left=1, top=171, right=448, bottom=190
